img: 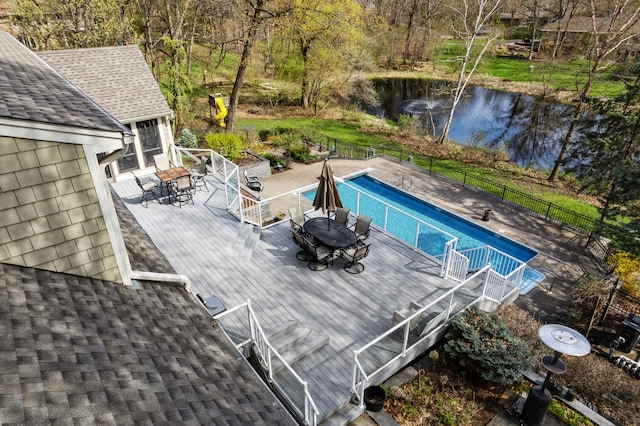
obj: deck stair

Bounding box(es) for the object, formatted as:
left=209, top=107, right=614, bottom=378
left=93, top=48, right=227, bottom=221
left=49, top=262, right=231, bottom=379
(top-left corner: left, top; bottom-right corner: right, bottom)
left=267, top=321, right=330, bottom=373
left=318, top=401, right=363, bottom=426
left=391, top=300, right=423, bottom=326
left=229, top=224, right=261, bottom=260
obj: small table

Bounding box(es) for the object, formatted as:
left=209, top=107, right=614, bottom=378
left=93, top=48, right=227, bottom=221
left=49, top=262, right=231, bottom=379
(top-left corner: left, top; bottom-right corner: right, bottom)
left=304, top=217, right=357, bottom=249
left=155, top=166, right=190, bottom=202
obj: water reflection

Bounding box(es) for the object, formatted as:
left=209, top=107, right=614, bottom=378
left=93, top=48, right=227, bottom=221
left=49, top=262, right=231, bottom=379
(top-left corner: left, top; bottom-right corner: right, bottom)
left=369, top=78, right=577, bottom=170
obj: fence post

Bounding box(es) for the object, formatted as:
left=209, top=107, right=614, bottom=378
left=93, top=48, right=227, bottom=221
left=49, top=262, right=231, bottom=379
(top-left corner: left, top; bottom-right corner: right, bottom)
left=545, top=203, right=552, bottom=219
left=501, top=185, right=507, bottom=201
left=429, top=158, right=433, bottom=173
left=463, top=172, right=467, bottom=187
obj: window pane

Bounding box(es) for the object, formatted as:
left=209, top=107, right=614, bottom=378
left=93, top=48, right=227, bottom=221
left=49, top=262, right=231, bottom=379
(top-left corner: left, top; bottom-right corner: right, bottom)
left=138, top=119, right=163, bottom=166
left=117, top=141, right=138, bottom=172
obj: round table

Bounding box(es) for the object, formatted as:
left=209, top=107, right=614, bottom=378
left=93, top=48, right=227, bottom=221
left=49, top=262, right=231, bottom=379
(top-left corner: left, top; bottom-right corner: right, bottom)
left=303, top=217, right=357, bottom=249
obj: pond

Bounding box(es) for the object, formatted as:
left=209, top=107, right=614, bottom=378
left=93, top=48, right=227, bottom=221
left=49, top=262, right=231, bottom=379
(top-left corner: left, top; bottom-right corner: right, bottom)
left=367, top=78, right=581, bottom=171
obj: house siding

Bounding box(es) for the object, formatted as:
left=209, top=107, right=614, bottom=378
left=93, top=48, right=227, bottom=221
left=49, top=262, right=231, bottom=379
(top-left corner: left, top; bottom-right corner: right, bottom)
left=0, top=136, right=121, bottom=283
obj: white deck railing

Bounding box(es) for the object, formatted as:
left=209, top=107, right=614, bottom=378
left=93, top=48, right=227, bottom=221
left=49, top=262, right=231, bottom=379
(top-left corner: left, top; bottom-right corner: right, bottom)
left=351, top=265, right=492, bottom=408
left=172, top=146, right=241, bottom=213
left=214, top=300, right=319, bottom=426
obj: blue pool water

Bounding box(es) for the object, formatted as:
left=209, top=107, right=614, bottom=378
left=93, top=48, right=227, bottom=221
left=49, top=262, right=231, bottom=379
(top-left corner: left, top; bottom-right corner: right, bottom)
left=304, top=174, right=538, bottom=264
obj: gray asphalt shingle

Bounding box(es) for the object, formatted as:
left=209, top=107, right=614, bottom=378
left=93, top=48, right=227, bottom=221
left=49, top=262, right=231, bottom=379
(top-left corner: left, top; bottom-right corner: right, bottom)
left=0, top=32, right=129, bottom=134
left=0, top=192, right=295, bottom=425
left=38, top=45, right=173, bottom=123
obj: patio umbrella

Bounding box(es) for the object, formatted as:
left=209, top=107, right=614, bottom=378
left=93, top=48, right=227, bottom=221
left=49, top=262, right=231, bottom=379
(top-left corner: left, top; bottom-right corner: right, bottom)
left=313, top=159, right=343, bottom=228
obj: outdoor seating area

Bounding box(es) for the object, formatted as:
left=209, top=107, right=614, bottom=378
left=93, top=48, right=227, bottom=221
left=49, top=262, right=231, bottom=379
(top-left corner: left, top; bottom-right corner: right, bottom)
left=132, top=160, right=209, bottom=207
left=291, top=217, right=370, bottom=273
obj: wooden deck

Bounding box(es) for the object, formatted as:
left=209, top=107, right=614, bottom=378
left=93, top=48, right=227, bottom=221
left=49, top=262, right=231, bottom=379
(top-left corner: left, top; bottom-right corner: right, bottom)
left=111, top=172, right=482, bottom=421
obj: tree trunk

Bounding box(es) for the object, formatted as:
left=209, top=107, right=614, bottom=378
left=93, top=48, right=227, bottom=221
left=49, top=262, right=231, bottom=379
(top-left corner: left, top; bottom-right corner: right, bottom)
left=547, top=101, right=581, bottom=181
left=301, top=42, right=310, bottom=109
left=226, top=38, right=253, bottom=131
left=226, top=6, right=262, bottom=131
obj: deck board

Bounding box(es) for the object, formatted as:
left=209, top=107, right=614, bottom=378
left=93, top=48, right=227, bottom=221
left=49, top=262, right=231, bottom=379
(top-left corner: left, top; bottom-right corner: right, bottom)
left=112, top=173, right=480, bottom=419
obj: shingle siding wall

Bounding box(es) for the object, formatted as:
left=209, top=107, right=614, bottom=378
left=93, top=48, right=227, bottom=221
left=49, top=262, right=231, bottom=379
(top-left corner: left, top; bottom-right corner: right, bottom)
left=0, top=136, right=121, bottom=283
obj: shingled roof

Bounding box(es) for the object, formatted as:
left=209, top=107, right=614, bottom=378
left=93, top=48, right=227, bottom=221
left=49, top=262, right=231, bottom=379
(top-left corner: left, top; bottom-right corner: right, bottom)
left=0, top=193, right=295, bottom=425
left=38, top=45, right=173, bottom=123
left=0, top=32, right=130, bottom=134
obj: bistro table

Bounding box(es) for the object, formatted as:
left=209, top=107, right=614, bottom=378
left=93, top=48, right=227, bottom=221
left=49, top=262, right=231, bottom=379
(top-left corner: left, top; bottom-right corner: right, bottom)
left=155, top=166, right=190, bottom=203
left=303, top=217, right=357, bottom=250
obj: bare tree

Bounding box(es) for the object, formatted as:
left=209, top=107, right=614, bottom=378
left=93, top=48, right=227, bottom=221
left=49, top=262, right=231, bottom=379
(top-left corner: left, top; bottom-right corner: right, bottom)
left=438, top=0, right=509, bottom=143
left=548, top=0, right=640, bottom=181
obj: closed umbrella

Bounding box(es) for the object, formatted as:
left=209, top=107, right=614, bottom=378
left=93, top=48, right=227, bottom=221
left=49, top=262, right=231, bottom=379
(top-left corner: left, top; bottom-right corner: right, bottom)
left=313, top=159, right=343, bottom=228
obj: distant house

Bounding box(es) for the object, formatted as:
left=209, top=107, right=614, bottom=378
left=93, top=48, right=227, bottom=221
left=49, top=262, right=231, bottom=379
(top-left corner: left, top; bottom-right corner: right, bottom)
left=0, top=31, right=134, bottom=285
left=38, top=45, right=175, bottom=180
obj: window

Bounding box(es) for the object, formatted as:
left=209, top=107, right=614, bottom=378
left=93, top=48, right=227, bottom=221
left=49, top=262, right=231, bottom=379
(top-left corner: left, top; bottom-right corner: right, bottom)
left=137, top=119, right=163, bottom=167
left=117, top=141, right=138, bottom=172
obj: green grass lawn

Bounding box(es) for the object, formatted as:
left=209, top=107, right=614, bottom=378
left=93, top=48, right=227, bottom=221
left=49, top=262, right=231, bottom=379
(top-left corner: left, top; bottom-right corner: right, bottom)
left=236, top=116, right=600, bottom=222
left=436, top=39, right=625, bottom=99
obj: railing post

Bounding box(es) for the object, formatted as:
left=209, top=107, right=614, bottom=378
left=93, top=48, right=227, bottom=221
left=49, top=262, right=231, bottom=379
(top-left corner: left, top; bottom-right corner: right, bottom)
left=402, top=322, right=410, bottom=357
left=463, top=172, right=467, bottom=187
left=501, top=185, right=507, bottom=201
left=303, top=382, right=310, bottom=425
left=545, top=202, right=552, bottom=219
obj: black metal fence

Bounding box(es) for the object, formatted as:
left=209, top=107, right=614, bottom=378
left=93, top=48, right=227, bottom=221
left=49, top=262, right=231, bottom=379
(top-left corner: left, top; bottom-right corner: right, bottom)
left=307, top=139, right=602, bottom=235
left=366, top=145, right=599, bottom=234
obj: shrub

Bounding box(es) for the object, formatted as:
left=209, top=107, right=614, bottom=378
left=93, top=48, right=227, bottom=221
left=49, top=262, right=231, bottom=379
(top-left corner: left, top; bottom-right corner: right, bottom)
left=286, top=141, right=313, bottom=163
left=262, top=152, right=285, bottom=169
left=178, top=128, right=198, bottom=148
left=614, top=251, right=640, bottom=295
left=443, top=307, right=531, bottom=385
left=204, top=132, right=242, bottom=162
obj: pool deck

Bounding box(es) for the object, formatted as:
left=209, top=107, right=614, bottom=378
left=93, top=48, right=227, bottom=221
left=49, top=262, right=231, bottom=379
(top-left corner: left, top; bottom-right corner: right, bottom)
left=261, top=156, right=597, bottom=324
left=112, top=156, right=598, bottom=423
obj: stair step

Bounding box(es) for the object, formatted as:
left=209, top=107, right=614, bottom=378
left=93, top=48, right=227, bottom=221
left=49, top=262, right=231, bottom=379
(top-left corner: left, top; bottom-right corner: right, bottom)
left=270, top=326, right=314, bottom=353
left=274, top=333, right=330, bottom=373
left=266, top=320, right=298, bottom=342
left=319, top=401, right=364, bottom=426
left=230, top=224, right=261, bottom=260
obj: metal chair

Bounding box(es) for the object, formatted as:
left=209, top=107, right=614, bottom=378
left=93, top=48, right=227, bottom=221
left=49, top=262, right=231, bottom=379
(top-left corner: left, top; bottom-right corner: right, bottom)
left=191, top=155, right=209, bottom=192
left=334, top=207, right=350, bottom=225
left=292, top=230, right=314, bottom=261
left=153, top=153, right=174, bottom=171
left=173, top=174, right=194, bottom=207
left=288, top=205, right=306, bottom=232
left=133, top=173, right=158, bottom=207
left=341, top=241, right=370, bottom=274
left=243, top=170, right=263, bottom=192
left=306, top=238, right=332, bottom=271
left=353, top=214, right=372, bottom=241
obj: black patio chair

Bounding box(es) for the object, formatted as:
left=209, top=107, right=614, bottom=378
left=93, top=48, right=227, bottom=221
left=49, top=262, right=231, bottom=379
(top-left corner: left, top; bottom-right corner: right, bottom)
left=307, top=239, right=332, bottom=271
left=288, top=205, right=306, bottom=232
left=334, top=207, right=350, bottom=226
left=173, top=174, right=194, bottom=208
left=353, top=214, right=372, bottom=241
left=243, top=170, right=263, bottom=192
left=191, top=155, right=209, bottom=192
left=133, top=173, right=158, bottom=207
left=341, top=241, right=370, bottom=274
left=292, top=229, right=314, bottom=261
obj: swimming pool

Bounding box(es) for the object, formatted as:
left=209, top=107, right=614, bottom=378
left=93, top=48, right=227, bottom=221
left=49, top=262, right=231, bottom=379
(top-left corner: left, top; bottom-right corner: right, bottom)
left=304, top=174, right=538, bottom=267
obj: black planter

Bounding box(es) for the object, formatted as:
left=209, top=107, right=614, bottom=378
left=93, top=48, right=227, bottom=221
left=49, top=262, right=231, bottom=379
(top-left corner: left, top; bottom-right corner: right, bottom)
left=363, top=385, right=387, bottom=412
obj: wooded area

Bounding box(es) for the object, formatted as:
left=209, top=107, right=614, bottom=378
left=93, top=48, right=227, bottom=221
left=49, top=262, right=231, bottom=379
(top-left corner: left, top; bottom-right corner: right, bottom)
left=5, top=0, right=640, bottom=253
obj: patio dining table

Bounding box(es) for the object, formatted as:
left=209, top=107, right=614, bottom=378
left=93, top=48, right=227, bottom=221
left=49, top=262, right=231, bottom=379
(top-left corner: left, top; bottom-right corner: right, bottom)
left=304, top=217, right=356, bottom=250
left=155, top=166, right=190, bottom=202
